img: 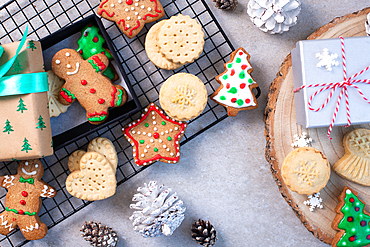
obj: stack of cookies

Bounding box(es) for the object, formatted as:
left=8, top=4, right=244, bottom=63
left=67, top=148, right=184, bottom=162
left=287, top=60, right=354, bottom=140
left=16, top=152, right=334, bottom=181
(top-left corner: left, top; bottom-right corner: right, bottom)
left=145, top=14, right=205, bottom=70
left=66, top=137, right=118, bottom=201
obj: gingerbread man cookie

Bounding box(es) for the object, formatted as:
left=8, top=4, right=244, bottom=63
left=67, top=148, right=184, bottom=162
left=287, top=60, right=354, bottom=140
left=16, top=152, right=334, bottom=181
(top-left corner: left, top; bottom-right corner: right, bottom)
left=97, top=0, right=165, bottom=39
left=52, top=49, right=127, bottom=125
left=0, top=159, right=56, bottom=240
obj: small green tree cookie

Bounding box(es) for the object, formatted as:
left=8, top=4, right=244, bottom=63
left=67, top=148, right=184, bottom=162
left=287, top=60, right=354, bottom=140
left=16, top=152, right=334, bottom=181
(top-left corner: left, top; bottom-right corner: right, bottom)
left=76, top=24, right=116, bottom=80
left=17, top=98, right=27, bottom=113
left=3, top=119, right=14, bottom=134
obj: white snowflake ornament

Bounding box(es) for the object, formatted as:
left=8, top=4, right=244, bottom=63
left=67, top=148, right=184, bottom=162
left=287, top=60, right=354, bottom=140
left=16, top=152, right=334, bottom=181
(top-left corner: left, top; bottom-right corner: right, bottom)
left=304, top=193, right=323, bottom=212
left=316, top=48, right=339, bottom=71
left=291, top=132, right=312, bottom=148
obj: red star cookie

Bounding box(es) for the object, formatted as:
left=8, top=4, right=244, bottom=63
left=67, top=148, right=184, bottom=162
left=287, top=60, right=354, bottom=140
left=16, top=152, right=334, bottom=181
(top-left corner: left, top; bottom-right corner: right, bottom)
left=97, top=0, right=165, bottom=39
left=122, top=103, right=187, bottom=166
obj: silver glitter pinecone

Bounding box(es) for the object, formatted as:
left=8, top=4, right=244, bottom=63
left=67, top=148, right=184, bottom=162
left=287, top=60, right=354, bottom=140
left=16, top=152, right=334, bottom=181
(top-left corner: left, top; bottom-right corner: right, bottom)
left=129, top=181, right=186, bottom=237
left=81, top=221, right=118, bottom=247
left=247, top=0, right=301, bottom=34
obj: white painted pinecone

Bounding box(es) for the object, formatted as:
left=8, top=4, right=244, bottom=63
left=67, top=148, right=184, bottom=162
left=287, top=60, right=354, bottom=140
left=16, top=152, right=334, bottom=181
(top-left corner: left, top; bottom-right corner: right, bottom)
left=366, top=13, right=370, bottom=36
left=247, top=0, right=301, bottom=34
left=129, top=181, right=186, bottom=237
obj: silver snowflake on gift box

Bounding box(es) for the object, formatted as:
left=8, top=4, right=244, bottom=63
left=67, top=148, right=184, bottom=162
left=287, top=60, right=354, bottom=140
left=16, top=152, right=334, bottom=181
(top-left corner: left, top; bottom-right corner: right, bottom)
left=291, top=132, right=312, bottom=148
left=304, top=192, right=323, bottom=212
left=316, top=48, right=339, bottom=71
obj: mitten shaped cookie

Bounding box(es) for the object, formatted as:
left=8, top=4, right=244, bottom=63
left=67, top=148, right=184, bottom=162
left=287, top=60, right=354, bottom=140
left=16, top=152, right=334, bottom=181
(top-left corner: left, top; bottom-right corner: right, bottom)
left=52, top=49, right=127, bottom=125
left=0, top=159, right=56, bottom=240
left=97, top=0, right=165, bottom=39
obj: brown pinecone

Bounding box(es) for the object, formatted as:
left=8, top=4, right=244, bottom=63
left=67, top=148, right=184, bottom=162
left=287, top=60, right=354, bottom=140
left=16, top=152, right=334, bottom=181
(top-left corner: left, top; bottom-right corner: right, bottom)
left=81, top=221, right=118, bottom=247
left=191, top=219, right=217, bottom=246
left=213, top=0, right=238, bottom=10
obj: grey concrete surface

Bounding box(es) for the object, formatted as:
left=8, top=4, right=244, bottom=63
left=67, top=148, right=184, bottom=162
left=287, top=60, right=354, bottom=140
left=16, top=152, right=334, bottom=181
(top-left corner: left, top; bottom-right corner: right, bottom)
left=13, top=0, right=370, bottom=246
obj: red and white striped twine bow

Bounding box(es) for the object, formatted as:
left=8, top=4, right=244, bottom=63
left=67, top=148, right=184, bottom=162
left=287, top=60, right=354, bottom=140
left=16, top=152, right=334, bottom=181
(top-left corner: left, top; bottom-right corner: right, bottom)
left=294, top=37, right=370, bottom=139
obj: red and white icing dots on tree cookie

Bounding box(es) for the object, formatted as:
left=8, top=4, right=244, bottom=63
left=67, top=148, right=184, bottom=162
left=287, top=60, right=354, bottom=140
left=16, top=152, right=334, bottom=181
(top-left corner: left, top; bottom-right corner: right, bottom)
left=211, top=47, right=259, bottom=117
left=122, top=103, right=187, bottom=166
left=97, top=0, right=165, bottom=39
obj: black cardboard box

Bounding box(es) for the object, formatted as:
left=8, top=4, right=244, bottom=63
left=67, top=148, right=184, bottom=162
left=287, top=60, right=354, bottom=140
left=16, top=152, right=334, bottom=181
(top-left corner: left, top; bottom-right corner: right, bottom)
left=40, top=14, right=141, bottom=150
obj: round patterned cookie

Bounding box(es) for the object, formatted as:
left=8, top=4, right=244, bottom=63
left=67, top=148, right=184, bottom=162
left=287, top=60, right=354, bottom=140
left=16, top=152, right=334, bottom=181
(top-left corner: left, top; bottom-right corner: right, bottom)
left=47, top=70, right=70, bottom=117
left=158, top=14, right=205, bottom=64
left=145, top=20, right=183, bottom=70
left=159, top=73, right=208, bottom=121
left=281, top=147, right=331, bottom=195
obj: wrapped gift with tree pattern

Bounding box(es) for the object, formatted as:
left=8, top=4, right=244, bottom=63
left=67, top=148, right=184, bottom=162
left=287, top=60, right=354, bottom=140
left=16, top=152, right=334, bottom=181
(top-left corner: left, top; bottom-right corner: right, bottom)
left=0, top=30, right=52, bottom=161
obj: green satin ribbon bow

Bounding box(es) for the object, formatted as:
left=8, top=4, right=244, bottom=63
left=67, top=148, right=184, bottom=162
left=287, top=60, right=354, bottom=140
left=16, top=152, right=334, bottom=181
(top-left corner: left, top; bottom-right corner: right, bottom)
left=0, top=26, right=48, bottom=97
left=19, top=176, right=34, bottom=185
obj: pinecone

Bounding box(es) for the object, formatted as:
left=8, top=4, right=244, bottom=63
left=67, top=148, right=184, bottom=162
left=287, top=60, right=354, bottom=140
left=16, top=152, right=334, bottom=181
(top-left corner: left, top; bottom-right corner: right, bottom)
left=247, top=0, right=301, bottom=34
left=129, top=181, right=186, bottom=237
left=213, top=0, right=238, bottom=10
left=366, top=13, right=370, bottom=36
left=191, top=219, right=217, bottom=246
left=81, top=221, right=118, bottom=247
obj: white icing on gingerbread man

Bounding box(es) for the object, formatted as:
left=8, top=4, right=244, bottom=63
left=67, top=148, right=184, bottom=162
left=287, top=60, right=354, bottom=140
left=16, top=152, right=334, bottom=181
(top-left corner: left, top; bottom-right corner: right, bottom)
left=0, top=159, right=56, bottom=240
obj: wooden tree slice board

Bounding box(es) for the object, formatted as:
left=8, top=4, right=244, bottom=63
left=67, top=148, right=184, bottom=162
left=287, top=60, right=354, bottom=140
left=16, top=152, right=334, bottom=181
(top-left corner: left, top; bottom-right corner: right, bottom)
left=264, top=7, right=370, bottom=245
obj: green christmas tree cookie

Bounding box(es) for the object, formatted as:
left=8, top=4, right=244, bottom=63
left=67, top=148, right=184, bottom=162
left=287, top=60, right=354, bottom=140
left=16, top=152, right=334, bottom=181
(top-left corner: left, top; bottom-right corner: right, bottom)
left=76, top=24, right=116, bottom=80
left=3, top=119, right=14, bottom=134
left=332, top=187, right=370, bottom=247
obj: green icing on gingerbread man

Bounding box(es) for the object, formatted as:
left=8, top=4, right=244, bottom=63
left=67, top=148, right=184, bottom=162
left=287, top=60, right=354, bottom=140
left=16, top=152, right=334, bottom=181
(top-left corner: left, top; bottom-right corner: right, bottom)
left=77, top=24, right=116, bottom=80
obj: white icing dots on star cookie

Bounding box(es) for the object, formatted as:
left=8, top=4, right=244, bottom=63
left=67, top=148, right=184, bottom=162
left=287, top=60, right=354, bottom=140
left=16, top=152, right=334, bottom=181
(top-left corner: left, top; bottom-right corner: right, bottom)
left=122, top=103, right=187, bottom=166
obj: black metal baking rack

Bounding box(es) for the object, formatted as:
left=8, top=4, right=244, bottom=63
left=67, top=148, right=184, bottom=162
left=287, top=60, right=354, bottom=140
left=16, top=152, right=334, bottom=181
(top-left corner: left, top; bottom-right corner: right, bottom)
left=0, top=0, right=260, bottom=246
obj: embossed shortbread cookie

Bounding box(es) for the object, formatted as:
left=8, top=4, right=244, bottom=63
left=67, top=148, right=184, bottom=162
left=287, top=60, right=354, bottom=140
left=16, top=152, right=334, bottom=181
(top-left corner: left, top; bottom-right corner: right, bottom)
left=122, top=103, right=187, bottom=166
left=47, top=70, right=70, bottom=117
left=333, top=128, right=370, bottom=186
left=68, top=150, right=86, bottom=173
left=87, top=137, right=118, bottom=172
left=145, top=20, right=182, bottom=70
left=97, top=0, right=165, bottom=39
left=66, top=152, right=117, bottom=201
left=158, top=14, right=204, bottom=64
left=281, top=147, right=331, bottom=195
left=159, top=73, right=208, bottom=121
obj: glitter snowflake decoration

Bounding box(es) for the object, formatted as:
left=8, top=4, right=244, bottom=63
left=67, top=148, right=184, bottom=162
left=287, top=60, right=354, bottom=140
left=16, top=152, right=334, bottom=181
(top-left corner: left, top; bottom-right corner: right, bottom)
left=294, top=161, right=318, bottom=186
left=316, top=48, right=339, bottom=71
left=172, top=83, right=195, bottom=110
left=291, top=132, right=312, bottom=148
left=304, top=192, right=323, bottom=212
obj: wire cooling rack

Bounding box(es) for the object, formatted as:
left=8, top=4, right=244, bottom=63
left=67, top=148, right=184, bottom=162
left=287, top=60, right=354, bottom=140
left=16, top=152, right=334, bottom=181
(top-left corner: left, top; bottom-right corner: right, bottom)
left=0, top=0, right=255, bottom=246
